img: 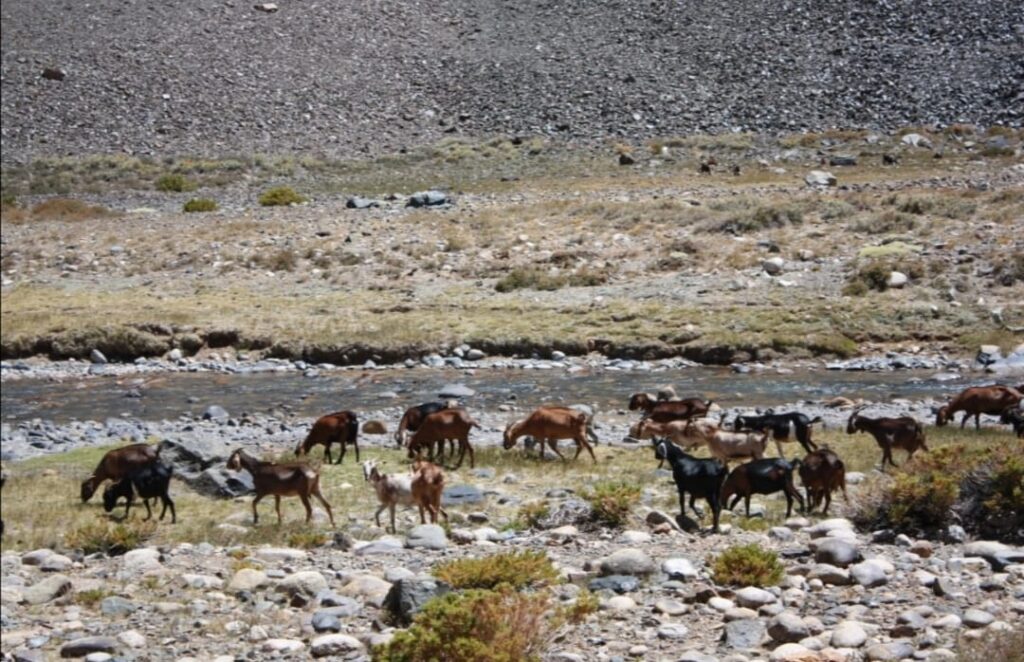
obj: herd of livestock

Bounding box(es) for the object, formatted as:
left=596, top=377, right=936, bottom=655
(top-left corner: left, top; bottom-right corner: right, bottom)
left=19, top=383, right=1021, bottom=539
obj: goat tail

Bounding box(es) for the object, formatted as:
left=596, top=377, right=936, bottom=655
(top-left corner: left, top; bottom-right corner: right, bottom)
left=808, top=416, right=823, bottom=426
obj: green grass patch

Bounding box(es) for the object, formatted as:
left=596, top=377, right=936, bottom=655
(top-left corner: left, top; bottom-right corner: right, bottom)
left=583, top=480, right=641, bottom=528
left=709, top=543, right=785, bottom=587
left=155, top=174, right=197, bottom=193
left=258, top=186, right=306, bottom=207
left=183, top=198, right=218, bottom=213
left=433, top=550, right=560, bottom=590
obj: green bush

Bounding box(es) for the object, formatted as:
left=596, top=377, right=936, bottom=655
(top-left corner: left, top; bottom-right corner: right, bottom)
left=709, top=543, right=785, bottom=587
left=583, top=480, right=641, bottom=528
left=182, top=198, right=218, bottom=213
left=379, top=587, right=557, bottom=662
left=852, top=445, right=1024, bottom=542
left=155, top=174, right=196, bottom=192
left=65, top=519, right=156, bottom=556
left=434, top=551, right=560, bottom=591
left=258, top=186, right=306, bottom=207
left=286, top=530, right=330, bottom=549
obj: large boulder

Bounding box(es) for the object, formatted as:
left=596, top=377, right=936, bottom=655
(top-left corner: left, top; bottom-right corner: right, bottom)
left=405, top=524, right=448, bottom=550
left=382, top=577, right=451, bottom=626
left=22, top=574, right=72, bottom=605
left=407, top=190, right=451, bottom=208
left=159, top=438, right=250, bottom=497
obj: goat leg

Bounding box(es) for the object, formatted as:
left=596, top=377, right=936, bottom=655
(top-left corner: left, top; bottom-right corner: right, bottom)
left=300, top=494, right=313, bottom=523
left=274, top=495, right=283, bottom=524
left=312, top=488, right=335, bottom=527
left=142, top=496, right=154, bottom=521
left=251, top=494, right=264, bottom=524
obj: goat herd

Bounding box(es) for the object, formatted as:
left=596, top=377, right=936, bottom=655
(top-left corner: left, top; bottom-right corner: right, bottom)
left=64, top=383, right=1023, bottom=537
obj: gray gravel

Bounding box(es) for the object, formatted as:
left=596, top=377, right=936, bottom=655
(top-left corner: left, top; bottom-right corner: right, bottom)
left=2, top=0, right=1022, bottom=163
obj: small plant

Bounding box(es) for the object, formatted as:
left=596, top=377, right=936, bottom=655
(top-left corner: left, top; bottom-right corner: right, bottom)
left=65, top=519, right=156, bottom=556
left=258, top=186, right=306, bottom=207
left=378, top=587, right=557, bottom=662
left=433, top=550, right=560, bottom=591
left=253, top=248, right=298, bottom=272
left=583, top=480, right=641, bottom=528
left=75, top=588, right=111, bottom=607
left=564, top=589, right=599, bottom=624
left=515, top=501, right=550, bottom=530
left=286, top=530, right=330, bottom=549
left=495, top=268, right=565, bottom=292
left=956, top=626, right=1024, bottom=662
left=155, top=174, right=196, bottom=192
left=183, top=198, right=218, bottom=213
left=710, top=543, right=785, bottom=587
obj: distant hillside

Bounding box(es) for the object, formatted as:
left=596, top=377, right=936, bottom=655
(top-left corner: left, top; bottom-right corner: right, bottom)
left=1, top=0, right=1021, bottom=162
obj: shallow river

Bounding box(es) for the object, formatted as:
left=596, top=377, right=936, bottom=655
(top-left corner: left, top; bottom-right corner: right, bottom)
left=0, top=366, right=976, bottom=424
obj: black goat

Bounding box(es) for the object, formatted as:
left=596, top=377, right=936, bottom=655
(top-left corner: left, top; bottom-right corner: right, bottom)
left=102, top=461, right=176, bottom=523
left=1001, top=406, right=1024, bottom=438
left=654, top=438, right=726, bottom=533
left=733, top=411, right=821, bottom=456
left=721, top=458, right=805, bottom=518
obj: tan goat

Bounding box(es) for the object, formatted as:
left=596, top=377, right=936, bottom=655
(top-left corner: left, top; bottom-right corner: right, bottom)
left=411, top=459, right=448, bottom=525
left=503, top=406, right=597, bottom=462
left=679, top=418, right=769, bottom=468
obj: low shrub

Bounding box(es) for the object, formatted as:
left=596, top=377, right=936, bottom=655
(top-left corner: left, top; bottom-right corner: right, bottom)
left=565, top=589, right=600, bottom=623
left=65, top=519, right=156, bottom=556
left=30, top=198, right=112, bottom=222
left=583, top=480, right=641, bottom=528
left=495, top=268, right=564, bottom=292
left=852, top=445, right=1024, bottom=542
left=844, top=257, right=926, bottom=295
left=258, top=186, right=306, bottom=207
left=992, top=253, right=1024, bottom=286
left=286, top=530, right=330, bottom=549
left=155, top=174, right=196, bottom=192
left=252, top=248, right=298, bottom=272
left=433, top=550, right=560, bottom=590
left=183, top=198, right=218, bottom=213
left=515, top=501, right=550, bottom=530
left=850, top=210, right=917, bottom=234
left=75, top=588, right=111, bottom=607
left=709, top=543, right=785, bottom=587
left=715, top=203, right=804, bottom=234
left=378, top=587, right=557, bottom=662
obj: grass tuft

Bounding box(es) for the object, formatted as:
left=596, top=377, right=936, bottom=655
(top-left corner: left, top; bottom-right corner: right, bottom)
left=258, top=186, right=306, bottom=207
left=709, top=543, right=784, bottom=587
left=183, top=198, right=218, bottom=213
left=65, top=519, right=157, bottom=556
left=582, top=480, right=641, bottom=528
left=433, top=550, right=560, bottom=590
left=155, top=174, right=197, bottom=193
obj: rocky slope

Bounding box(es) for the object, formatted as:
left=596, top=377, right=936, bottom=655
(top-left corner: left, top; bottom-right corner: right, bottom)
left=2, top=0, right=1022, bottom=162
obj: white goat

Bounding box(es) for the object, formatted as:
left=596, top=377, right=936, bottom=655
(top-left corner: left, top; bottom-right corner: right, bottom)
left=679, top=419, right=769, bottom=467
left=361, top=459, right=416, bottom=533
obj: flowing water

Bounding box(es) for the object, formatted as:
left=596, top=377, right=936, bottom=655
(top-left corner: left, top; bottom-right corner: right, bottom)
left=0, top=366, right=973, bottom=424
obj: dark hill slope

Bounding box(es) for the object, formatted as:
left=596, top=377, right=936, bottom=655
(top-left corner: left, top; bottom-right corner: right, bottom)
left=1, top=0, right=1021, bottom=162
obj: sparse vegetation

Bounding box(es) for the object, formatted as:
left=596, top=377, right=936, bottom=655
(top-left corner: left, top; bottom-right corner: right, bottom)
left=286, top=530, right=330, bottom=549
left=155, top=174, right=197, bottom=192
left=28, top=198, right=113, bottom=222
left=515, top=501, right=550, bottom=530
left=956, top=627, right=1024, bottom=662
left=433, top=550, right=560, bottom=590
left=378, top=587, right=558, bottom=662
left=709, top=543, right=785, bottom=587
left=75, top=588, right=112, bottom=607
left=183, top=198, right=218, bottom=213
left=852, top=444, right=1024, bottom=542
left=65, top=519, right=157, bottom=556
left=258, top=186, right=306, bottom=206
left=583, top=480, right=641, bottom=528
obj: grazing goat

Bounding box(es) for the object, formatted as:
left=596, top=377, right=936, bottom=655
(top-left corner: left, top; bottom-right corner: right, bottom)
left=362, top=459, right=416, bottom=533
left=406, top=408, right=478, bottom=469
left=721, top=458, right=805, bottom=518
left=296, top=410, right=359, bottom=465
left=102, top=460, right=177, bottom=523
left=936, top=385, right=1023, bottom=430
left=394, top=401, right=455, bottom=448
left=680, top=419, right=769, bottom=467
left=1000, top=406, right=1024, bottom=438
left=226, top=449, right=335, bottom=526
left=81, top=444, right=160, bottom=503
left=628, top=393, right=713, bottom=423
left=733, top=411, right=821, bottom=456
left=503, top=406, right=597, bottom=462
left=654, top=439, right=726, bottom=533
left=798, top=448, right=847, bottom=514
left=411, top=459, right=448, bottom=525
left=846, top=409, right=927, bottom=469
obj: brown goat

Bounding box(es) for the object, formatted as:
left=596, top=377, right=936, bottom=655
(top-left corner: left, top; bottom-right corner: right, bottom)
left=721, top=458, right=804, bottom=518
left=936, top=385, right=1023, bottom=430
left=628, top=393, right=713, bottom=423
left=296, top=410, right=359, bottom=465
left=81, top=444, right=160, bottom=502
left=631, top=419, right=702, bottom=468
left=226, top=449, right=335, bottom=526
left=406, top=408, right=478, bottom=469
left=503, top=406, right=597, bottom=462
left=410, top=459, right=448, bottom=525
left=846, top=409, right=927, bottom=469
left=798, top=448, right=848, bottom=514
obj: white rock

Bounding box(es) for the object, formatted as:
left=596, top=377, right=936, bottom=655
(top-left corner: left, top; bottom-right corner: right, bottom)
left=805, top=170, right=837, bottom=187
left=735, top=586, right=776, bottom=608
left=261, top=639, right=304, bottom=653
left=831, top=621, right=867, bottom=648
left=888, top=271, right=908, bottom=288
left=253, top=547, right=307, bottom=562
left=310, top=634, right=365, bottom=658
